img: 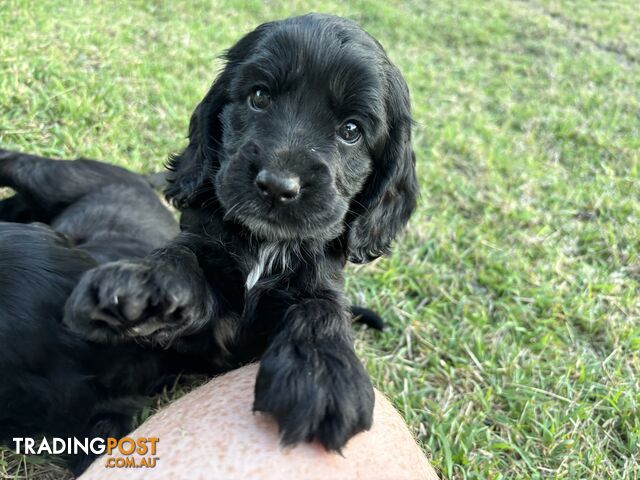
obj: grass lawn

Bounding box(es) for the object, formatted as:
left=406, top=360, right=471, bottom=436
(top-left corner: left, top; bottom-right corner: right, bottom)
left=1, top=0, right=639, bottom=478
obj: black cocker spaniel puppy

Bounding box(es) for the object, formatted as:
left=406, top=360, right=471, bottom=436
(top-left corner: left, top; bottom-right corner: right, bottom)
left=0, top=151, right=183, bottom=473
left=60, top=13, right=419, bottom=449
left=1, top=15, right=410, bottom=477
left=63, top=13, right=418, bottom=451
left=0, top=149, right=381, bottom=474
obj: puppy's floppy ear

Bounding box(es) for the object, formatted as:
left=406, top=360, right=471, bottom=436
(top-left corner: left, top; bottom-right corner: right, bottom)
left=346, top=63, right=419, bottom=264
left=165, top=22, right=275, bottom=209
left=165, top=72, right=228, bottom=209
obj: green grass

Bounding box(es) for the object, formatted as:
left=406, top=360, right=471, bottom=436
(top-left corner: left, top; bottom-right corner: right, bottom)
left=1, top=0, right=639, bottom=478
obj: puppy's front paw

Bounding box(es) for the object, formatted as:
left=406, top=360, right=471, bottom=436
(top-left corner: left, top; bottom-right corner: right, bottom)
left=253, top=339, right=374, bottom=451
left=64, top=259, right=209, bottom=345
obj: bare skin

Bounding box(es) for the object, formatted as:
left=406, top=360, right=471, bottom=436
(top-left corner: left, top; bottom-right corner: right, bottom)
left=80, top=364, right=439, bottom=480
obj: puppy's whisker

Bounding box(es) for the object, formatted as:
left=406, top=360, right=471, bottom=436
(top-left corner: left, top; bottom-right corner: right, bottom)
left=222, top=201, right=244, bottom=222
left=348, top=197, right=373, bottom=217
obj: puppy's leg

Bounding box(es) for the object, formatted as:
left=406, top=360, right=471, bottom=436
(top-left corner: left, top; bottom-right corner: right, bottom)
left=64, top=234, right=216, bottom=346
left=68, top=396, right=143, bottom=475
left=0, top=193, right=35, bottom=222
left=0, top=149, right=146, bottom=220
left=254, top=295, right=375, bottom=452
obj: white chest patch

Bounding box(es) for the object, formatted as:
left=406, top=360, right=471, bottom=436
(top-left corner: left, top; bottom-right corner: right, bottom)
left=245, top=242, right=291, bottom=290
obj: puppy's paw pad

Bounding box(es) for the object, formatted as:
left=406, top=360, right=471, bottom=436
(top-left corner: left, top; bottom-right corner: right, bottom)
left=63, top=260, right=199, bottom=344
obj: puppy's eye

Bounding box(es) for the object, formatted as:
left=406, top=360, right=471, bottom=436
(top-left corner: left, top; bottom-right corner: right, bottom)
left=248, top=88, right=271, bottom=110
left=337, top=121, right=361, bottom=143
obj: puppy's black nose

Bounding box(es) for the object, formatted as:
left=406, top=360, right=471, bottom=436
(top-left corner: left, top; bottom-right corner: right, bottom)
left=255, top=170, right=301, bottom=203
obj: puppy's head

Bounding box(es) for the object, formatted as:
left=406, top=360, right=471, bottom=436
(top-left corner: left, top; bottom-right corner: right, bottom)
left=167, top=14, right=418, bottom=263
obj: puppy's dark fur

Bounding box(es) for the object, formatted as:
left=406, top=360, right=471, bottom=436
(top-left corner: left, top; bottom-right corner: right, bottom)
left=0, top=149, right=383, bottom=473
left=0, top=13, right=417, bottom=469
left=0, top=151, right=182, bottom=473
left=64, top=13, right=418, bottom=451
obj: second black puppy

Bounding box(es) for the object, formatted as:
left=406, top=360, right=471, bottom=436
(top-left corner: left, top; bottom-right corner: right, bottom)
left=0, top=151, right=180, bottom=473
left=65, top=14, right=418, bottom=450
left=0, top=149, right=382, bottom=473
